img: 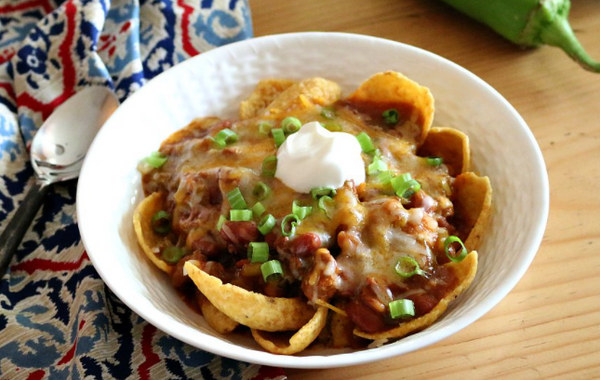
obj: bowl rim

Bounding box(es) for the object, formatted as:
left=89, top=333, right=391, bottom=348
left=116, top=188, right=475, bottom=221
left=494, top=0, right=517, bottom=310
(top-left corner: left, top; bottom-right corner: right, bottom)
left=77, top=31, right=549, bottom=369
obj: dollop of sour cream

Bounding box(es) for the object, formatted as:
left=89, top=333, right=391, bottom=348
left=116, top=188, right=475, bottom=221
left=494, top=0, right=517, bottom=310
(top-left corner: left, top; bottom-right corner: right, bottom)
left=276, top=121, right=366, bottom=193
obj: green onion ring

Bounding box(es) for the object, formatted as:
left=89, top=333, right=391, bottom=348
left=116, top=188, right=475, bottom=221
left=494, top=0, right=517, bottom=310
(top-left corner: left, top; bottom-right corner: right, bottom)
left=248, top=242, right=269, bottom=263
left=212, top=128, right=238, bottom=148
left=145, top=151, right=168, bottom=169
left=252, top=182, right=272, bottom=201
left=258, top=214, right=276, bottom=235
left=151, top=210, right=171, bottom=234
left=258, top=121, right=274, bottom=136
left=389, top=299, right=415, bottom=319
left=216, top=215, right=228, bottom=231
left=251, top=202, right=266, bottom=218
left=396, top=179, right=421, bottom=199
left=368, top=153, right=387, bottom=175
left=281, top=117, right=302, bottom=134
left=444, top=235, right=468, bottom=262
left=378, top=170, right=393, bottom=185
left=426, top=156, right=444, bottom=166
left=271, top=128, right=286, bottom=147
left=390, top=173, right=408, bottom=192
left=394, top=256, right=424, bottom=278
left=261, top=260, right=284, bottom=282
left=262, top=156, right=278, bottom=177
left=318, top=196, right=335, bottom=219
left=292, top=200, right=313, bottom=220
left=323, top=122, right=342, bottom=132
left=320, top=107, right=336, bottom=120
left=226, top=187, right=248, bottom=210
left=310, top=186, right=336, bottom=199
left=356, top=132, right=375, bottom=154
left=382, top=109, right=400, bottom=125
left=230, top=209, right=253, bottom=222
left=281, top=214, right=300, bottom=237
left=391, top=174, right=420, bottom=199
left=161, top=246, right=186, bottom=264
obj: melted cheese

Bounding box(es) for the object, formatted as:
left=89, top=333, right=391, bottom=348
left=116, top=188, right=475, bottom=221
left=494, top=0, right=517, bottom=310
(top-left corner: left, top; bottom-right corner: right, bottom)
left=336, top=198, right=433, bottom=293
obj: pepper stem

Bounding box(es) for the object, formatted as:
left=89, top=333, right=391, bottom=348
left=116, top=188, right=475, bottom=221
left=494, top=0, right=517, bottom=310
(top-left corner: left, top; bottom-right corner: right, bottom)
left=540, top=13, right=600, bottom=73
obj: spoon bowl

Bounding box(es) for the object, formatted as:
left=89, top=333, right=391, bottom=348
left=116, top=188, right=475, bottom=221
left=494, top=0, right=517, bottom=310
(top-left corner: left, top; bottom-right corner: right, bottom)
left=0, top=87, right=118, bottom=276
left=30, top=87, right=119, bottom=184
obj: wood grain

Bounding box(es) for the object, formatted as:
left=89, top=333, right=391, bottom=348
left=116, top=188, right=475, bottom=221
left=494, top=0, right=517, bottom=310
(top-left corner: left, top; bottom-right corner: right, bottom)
left=250, top=0, right=600, bottom=378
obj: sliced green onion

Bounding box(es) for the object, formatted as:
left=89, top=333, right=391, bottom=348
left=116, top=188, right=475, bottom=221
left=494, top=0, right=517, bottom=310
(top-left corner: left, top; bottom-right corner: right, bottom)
left=258, top=121, right=274, bottom=136
left=310, top=187, right=336, bottom=200
left=212, top=128, right=238, bottom=148
left=213, top=139, right=228, bottom=149
left=397, top=179, right=421, bottom=199
left=253, top=182, right=272, bottom=201
left=356, top=132, right=375, bottom=154
left=382, top=109, right=399, bottom=125
left=212, top=139, right=226, bottom=149
left=378, top=170, right=393, bottom=185
left=320, top=107, right=336, bottom=120
left=426, top=156, right=443, bottom=166
left=281, top=214, right=300, bottom=237
left=217, top=215, right=228, bottom=231
left=226, top=187, right=248, bottom=210
left=393, top=173, right=412, bottom=185
left=248, top=242, right=269, bottom=263
left=389, top=299, right=415, bottom=319
left=281, top=117, right=302, bottom=134
left=216, top=128, right=238, bottom=143
left=323, top=122, right=342, bottom=132
left=293, top=200, right=313, bottom=220
left=145, top=151, right=168, bottom=168
left=390, top=173, right=409, bottom=191
left=391, top=174, right=420, bottom=199
left=151, top=210, right=171, bottom=234
left=395, top=256, right=424, bottom=278
left=230, top=209, right=253, bottom=222
left=261, top=260, right=284, bottom=282
left=161, top=246, right=186, bottom=264
left=258, top=214, right=276, bottom=235
left=318, top=196, right=335, bottom=218
left=262, top=156, right=277, bottom=177
left=445, top=235, right=468, bottom=263
left=272, top=128, right=286, bottom=147
left=251, top=202, right=266, bottom=218
left=368, top=154, right=387, bottom=175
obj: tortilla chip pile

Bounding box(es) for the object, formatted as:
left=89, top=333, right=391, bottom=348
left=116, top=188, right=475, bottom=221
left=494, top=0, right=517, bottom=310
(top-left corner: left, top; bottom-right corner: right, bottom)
left=133, top=71, right=492, bottom=355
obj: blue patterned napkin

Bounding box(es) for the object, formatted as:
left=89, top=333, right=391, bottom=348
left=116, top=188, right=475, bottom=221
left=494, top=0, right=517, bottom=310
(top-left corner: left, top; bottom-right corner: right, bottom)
left=0, top=0, right=285, bottom=378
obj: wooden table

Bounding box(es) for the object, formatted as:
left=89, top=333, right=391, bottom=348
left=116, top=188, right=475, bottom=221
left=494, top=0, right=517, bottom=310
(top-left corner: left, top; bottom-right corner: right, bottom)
left=251, top=0, right=600, bottom=378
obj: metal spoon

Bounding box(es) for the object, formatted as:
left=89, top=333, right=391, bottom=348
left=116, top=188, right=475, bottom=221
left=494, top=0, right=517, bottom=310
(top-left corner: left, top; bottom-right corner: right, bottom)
left=0, top=87, right=119, bottom=276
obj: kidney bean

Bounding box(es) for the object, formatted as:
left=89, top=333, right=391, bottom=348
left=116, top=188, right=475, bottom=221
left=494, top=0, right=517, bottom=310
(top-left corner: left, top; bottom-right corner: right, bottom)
left=407, top=293, right=438, bottom=316
left=191, top=237, right=219, bottom=258
left=346, top=299, right=386, bottom=333
left=264, top=232, right=278, bottom=247
left=290, top=233, right=321, bottom=257
left=220, top=221, right=259, bottom=254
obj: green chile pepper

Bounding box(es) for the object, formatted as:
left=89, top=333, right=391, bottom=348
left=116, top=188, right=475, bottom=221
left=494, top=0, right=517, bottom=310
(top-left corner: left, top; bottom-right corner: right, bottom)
left=442, top=0, right=600, bottom=73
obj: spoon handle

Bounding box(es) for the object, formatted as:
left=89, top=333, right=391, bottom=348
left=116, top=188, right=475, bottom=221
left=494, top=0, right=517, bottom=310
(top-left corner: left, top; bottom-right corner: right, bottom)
left=0, top=181, right=50, bottom=277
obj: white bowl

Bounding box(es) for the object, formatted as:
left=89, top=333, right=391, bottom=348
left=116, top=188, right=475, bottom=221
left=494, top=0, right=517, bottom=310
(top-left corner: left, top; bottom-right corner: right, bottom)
left=77, top=32, right=549, bottom=369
